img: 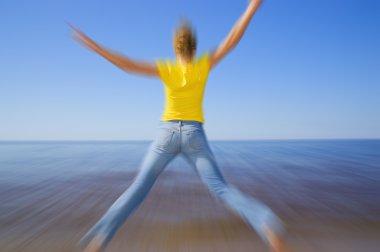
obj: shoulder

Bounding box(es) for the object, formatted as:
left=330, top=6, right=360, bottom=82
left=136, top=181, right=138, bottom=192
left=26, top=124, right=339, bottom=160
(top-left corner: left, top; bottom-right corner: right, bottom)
left=156, top=58, right=181, bottom=82
left=156, top=58, right=175, bottom=75
left=196, top=52, right=211, bottom=72
left=156, top=58, right=175, bottom=70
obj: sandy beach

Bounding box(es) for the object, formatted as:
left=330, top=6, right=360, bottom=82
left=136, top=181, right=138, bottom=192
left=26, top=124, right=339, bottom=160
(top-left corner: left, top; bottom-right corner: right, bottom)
left=1, top=140, right=379, bottom=251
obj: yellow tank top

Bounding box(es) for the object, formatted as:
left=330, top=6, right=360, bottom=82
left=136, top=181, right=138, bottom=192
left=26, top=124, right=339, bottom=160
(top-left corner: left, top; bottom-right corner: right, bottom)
left=156, top=53, right=211, bottom=123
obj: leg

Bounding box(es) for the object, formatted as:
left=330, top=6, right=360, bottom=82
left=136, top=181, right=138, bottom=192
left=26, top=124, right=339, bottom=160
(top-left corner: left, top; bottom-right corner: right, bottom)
left=182, top=128, right=289, bottom=251
left=80, top=144, right=177, bottom=251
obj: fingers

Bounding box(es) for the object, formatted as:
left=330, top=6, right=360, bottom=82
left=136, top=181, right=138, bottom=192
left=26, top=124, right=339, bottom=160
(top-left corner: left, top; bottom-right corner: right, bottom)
left=248, top=0, right=263, bottom=12
left=66, top=22, right=87, bottom=40
left=66, top=21, right=85, bottom=36
left=66, top=22, right=92, bottom=45
left=66, top=22, right=103, bottom=53
left=249, top=0, right=263, bottom=6
left=66, top=21, right=82, bottom=37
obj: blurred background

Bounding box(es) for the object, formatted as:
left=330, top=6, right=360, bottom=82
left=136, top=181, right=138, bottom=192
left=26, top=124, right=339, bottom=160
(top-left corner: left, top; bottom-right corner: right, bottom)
left=1, top=0, right=379, bottom=140
left=0, top=0, right=379, bottom=251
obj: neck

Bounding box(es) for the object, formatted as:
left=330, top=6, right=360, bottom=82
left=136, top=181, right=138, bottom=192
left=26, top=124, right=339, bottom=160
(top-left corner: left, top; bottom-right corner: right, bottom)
left=176, top=55, right=193, bottom=65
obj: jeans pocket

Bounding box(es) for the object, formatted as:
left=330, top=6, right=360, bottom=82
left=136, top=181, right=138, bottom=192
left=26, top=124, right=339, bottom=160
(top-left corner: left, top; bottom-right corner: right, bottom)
left=155, top=128, right=175, bottom=148
left=187, top=129, right=207, bottom=151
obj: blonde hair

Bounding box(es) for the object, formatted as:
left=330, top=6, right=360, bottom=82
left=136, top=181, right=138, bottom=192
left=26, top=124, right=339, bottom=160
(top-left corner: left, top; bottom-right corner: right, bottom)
left=173, top=21, right=197, bottom=58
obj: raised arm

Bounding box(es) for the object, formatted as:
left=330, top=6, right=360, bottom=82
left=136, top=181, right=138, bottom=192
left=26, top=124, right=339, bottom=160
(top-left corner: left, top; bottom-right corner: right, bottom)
left=209, top=0, right=263, bottom=69
left=69, top=24, right=159, bottom=77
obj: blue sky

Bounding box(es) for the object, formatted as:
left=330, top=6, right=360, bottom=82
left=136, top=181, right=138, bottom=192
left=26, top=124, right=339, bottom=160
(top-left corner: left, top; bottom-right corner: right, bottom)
left=1, top=0, right=379, bottom=140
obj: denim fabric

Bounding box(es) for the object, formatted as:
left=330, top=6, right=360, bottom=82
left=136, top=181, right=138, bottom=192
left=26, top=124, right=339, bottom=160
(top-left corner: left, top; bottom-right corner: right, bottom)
left=80, top=120, right=285, bottom=250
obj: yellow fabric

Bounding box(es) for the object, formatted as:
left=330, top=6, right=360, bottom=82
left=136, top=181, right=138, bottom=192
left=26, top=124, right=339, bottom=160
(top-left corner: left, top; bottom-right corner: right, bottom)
left=156, top=53, right=211, bottom=123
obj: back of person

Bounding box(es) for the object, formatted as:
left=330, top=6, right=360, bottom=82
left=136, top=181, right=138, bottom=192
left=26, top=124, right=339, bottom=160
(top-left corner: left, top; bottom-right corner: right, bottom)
left=156, top=53, right=211, bottom=123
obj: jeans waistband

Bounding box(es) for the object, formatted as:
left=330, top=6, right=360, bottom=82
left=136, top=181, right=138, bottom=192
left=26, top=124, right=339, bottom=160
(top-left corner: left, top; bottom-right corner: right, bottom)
left=159, top=120, right=203, bottom=126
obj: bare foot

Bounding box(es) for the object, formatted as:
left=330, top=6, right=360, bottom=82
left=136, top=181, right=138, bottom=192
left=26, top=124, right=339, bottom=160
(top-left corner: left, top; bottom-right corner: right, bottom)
left=83, top=235, right=105, bottom=252
left=264, top=224, right=293, bottom=252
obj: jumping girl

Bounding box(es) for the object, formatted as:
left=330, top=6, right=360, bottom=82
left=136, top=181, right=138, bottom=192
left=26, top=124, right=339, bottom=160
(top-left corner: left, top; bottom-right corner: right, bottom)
left=70, top=1, right=291, bottom=251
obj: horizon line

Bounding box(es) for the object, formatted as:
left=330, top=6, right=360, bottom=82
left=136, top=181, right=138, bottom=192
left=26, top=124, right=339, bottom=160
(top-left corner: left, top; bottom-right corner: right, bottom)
left=0, top=138, right=379, bottom=142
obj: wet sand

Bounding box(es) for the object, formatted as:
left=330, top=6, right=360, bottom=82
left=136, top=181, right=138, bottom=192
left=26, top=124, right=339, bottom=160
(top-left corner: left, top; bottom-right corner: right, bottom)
left=1, top=140, right=379, bottom=251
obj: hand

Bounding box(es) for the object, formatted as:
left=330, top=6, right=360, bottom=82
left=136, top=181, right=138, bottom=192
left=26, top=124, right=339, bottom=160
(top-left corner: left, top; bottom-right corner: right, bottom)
left=247, top=0, right=263, bottom=12
left=67, top=23, right=101, bottom=52
left=249, top=0, right=263, bottom=7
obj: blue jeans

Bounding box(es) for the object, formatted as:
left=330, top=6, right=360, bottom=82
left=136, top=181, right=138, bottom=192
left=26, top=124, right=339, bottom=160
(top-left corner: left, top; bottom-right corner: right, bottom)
left=80, top=120, right=285, bottom=250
